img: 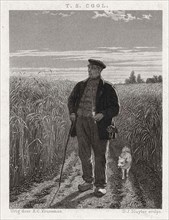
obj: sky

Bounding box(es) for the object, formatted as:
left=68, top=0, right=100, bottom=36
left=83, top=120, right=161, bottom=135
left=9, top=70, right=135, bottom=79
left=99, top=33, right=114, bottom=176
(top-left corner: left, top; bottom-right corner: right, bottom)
left=9, top=10, right=162, bottom=83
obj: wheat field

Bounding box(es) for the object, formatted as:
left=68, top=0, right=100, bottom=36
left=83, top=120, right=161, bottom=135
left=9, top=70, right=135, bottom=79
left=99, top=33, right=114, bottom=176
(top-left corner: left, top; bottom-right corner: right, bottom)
left=10, top=75, right=162, bottom=189
left=115, top=83, right=162, bottom=178
left=10, top=75, right=75, bottom=188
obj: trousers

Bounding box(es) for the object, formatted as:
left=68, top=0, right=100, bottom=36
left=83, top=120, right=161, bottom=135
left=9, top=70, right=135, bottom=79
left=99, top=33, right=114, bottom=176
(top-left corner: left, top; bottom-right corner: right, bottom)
left=76, top=116, right=109, bottom=188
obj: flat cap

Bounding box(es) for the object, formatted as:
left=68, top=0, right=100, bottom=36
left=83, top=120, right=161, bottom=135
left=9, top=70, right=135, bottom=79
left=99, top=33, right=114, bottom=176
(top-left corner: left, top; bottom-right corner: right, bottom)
left=88, top=59, right=106, bottom=69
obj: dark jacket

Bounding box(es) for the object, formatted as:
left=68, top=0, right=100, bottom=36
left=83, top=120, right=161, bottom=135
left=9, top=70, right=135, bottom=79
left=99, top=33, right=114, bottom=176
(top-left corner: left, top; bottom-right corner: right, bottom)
left=68, top=78, right=120, bottom=140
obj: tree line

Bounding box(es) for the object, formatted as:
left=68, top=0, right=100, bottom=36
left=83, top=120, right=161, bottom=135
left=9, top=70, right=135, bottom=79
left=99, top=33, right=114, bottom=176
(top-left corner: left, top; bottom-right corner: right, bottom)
left=125, top=71, right=162, bottom=84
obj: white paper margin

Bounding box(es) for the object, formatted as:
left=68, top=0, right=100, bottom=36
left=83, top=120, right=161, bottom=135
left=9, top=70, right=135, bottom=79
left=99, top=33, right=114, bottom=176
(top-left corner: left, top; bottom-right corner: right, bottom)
left=1, top=1, right=168, bottom=219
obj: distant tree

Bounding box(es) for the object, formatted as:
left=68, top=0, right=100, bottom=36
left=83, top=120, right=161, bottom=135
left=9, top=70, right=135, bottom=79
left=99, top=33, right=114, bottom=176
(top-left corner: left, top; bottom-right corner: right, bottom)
left=125, top=78, right=130, bottom=84
left=136, top=74, right=144, bottom=83
left=146, top=78, right=156, bottom=83
left=129, top=71, right=136, bottom=84
left=129, top=70, right=136, bottom=83
left=124, top=70, right=137, bottom=84
left=146, top=75, right=162, bottom=83
left=153, top=75, right=158, bottom=83
left=158, top=75, right=162, bottom=82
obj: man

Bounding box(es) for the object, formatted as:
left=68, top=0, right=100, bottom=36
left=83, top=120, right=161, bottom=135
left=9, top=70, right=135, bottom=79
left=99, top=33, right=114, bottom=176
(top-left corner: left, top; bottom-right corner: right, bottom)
left=68, top=59, right=119, bottom=197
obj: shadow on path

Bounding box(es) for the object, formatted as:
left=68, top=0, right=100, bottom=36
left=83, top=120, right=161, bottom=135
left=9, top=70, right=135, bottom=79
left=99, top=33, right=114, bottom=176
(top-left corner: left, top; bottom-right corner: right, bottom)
left=51, top=190, right=95, bottom=208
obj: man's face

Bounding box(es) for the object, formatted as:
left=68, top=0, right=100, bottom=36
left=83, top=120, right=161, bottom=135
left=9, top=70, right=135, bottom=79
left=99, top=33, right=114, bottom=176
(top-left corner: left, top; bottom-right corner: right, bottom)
left=88, top=64, right=102, bottom=79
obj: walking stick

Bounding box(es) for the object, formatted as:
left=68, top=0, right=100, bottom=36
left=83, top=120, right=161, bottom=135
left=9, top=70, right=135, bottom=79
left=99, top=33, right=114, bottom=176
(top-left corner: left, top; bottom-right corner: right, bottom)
left=47, top=121, right=75, bottom=208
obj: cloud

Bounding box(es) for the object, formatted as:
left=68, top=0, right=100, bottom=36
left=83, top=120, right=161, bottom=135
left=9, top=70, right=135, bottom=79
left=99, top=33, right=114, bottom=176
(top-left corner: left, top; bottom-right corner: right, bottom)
left=10, top=49, right=108, bottom=58
left=11, top=46, right=160, bottom=58
left=35, top=11, right=75, bottom=17
left=10, top=47, right=161, bottom=63
left=98, top=47, right=125, bottom=50
left=92, top=11, right=136, bottom=22
left=16, top=49, right=38, bottom=54
left=92, top=10, right=152, bottom=22
left=52, top=12, right=75, bottom=17
left=10, top=47, right=162, bottom=72
left=142, top=14, right=152, bottom=20
left=92, top=10, right=136, bottom=22
left=11, top=67, right=87, bottom=72
left=41, top=11, right=50, bottom=15
left=137, top=14, right=152, bottom=21
left=92, top=11, right=107, bottom=19
left=34, top=10, right=152, bottom=22
left=134, top=46, right=157, bottom=49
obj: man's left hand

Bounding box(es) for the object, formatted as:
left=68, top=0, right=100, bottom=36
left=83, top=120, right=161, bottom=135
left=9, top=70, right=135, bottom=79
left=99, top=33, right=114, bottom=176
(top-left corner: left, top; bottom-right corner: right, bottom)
left=93, top=113, right=104, bottom=121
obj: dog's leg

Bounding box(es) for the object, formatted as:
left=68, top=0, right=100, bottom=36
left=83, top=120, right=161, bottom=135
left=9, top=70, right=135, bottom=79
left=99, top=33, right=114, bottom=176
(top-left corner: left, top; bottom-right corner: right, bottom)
left=126, top=167, right=130, bottom=178
left=122, top=169, right=125, bottom=179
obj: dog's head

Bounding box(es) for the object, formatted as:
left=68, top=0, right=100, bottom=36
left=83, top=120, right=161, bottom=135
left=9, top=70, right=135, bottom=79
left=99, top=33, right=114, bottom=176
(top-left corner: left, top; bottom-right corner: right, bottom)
left=118, top=156, right=127, bottom=168
left=122, top=146, right=131, bottom=154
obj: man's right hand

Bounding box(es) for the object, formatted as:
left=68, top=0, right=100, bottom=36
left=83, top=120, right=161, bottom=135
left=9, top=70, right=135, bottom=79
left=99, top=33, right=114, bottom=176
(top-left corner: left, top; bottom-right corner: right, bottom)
left=70, top=113, right=76, bottom=122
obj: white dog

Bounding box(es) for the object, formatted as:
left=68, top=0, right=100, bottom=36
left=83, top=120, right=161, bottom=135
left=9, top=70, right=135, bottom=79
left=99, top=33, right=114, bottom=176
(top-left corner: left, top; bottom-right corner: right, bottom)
left=118, top=146, right=132, bottom=179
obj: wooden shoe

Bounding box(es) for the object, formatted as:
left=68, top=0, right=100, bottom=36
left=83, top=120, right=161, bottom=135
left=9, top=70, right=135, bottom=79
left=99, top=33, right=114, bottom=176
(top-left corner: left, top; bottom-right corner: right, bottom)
left=94, top=187, right=106, bottom=197
left=78, top=181, right=93, bottom=192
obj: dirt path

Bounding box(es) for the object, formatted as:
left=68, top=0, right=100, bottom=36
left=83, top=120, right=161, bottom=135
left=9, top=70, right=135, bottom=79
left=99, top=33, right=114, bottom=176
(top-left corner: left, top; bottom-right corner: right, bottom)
left=10, top=139, right=161, bottom=209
